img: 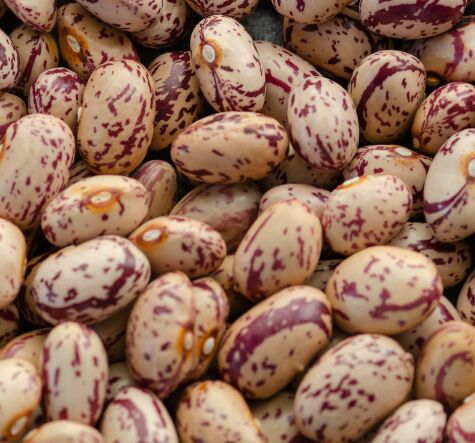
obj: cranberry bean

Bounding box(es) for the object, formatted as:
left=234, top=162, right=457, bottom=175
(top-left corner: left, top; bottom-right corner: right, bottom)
left=455, top=269, right=475, bottom=325
left=67, top=160, right=94, bottom=187
left=4, top=0, right=56, bottom=32
left=190, top=15, right=266, bottom=112
left=0, top=93, right=26, bottom=138
left=234, top=199, right=323, bottom=302
left=176, top=380, right=267, bottom=443
left=148, top=51, right=204, bottom=151
left=0, top=29, right=20, bottom=93
left=271, top=0, right=353, bottom=24
left=23, top=420, right=104, bottom=443
left=446, top=395, right=475, bottom=442
left=322, top=175, right=412, bottom=255
left=185, top=0, right=258, bottom=18
left=295, top=334, right=414, bottom=442
left=0, top=114, right=75, bottom=230
left=412, top=82, right=475, bottom=156
left=416, top=321, right=475, bottom=410
left=105, top=362, right=137, bottom=406
left=305, top=259, right=342, bottom=292
left=0, top=304, right=19, bottom=348
left=77, top=60, right=155, bottom=175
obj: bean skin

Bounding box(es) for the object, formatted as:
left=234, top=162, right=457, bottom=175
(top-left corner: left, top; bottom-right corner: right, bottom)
left=67, top=160, right=94, bottom=187
left=22, top=420, right=104, bottom=443
left=0, top=93, right=26, bottom=138
left=105, top=362, right=137, bottom=406
left=185, top=0, right=259, bottom=19
left=0, top=29, right=20, bottom=93
left=0, top=304, right=20, bottom=349
left=4, top=0, right=56, bottom=32
left=456, top=269, right=475, bottom=326
left=271, top=0, right=353, bottom=24
left=446, top=395, right=475, bottom=442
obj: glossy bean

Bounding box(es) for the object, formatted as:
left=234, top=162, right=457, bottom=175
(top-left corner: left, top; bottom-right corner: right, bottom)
left=4, top=0, right=56, bottom=32
left=0, top=29, right=20, bottom=93
left=22, top=420, right=104, bottom=443
left=0, top=93, right=26, bottom=138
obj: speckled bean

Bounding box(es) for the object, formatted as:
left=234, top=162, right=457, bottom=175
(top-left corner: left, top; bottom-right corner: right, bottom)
left=67, top=160, right=94, bottom=187
left=176, top=380, right=267, bottom=443
left=305, top=259, right=342, bottom=291
left=234, top=199, right=323, bottom=302
left=186, top=0, right=258, bottom=18
left=0, top=114, right=75, bottom=230
left=348, top=50, right=426, bottom=143
left=148, top=51, right=204, bottom=151
left=41, top=175, right=150, bottom=247
left=22, top=420, right=104, bottom=443
left=0, top=304, right=19, bottom=349
left=272, top=0, right=353, bottom=23
left=42, top=321, right=108, bottom=424
left=412, top=82, right=475, bottom=156
left=455, top=269, right=475, bottom=325
left=416, top=321, right=475, bottom=410
left=171, top=112, right=288, bottom=184
left=105, top=362, right=137, bottom=406
left=4, top=0, right=56, bottom=32
left=190, top=15, right=266, bottom=112
left=295, top=334, right=414, bottom=442
left=322, top=175, right=413, bottom=255
left=0, top=93, right=26, bottom=138
left=219, top=285, right=332, bottom=398
left=0, top=29, right=20, bottom=93
left=389, top=222, right=472, bottom=287
left=446, top=394, right=475, bottom=442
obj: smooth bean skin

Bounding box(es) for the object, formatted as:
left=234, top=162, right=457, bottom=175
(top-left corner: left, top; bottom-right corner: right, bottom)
left=101, top=387, right=178, bottom=443
left=4, top=0, right=56, bottom=32
left=185, top=0, right=258, bottom=18
left=148, top=51, right=203, bottom=151
left=190, top=15, right=266, bottom=112
left=234, top=200, right=323, bottom=302
left=132, top=160, right=178, bottom=220
left=105, top=362, right=137, bottom=406
left=176, top=380, right=267, bottom=443
left=372, top=400, right=446, bottom=443
left=412, top=82, right=475, bottom=156
left=271, top=0, right=353, bottom=24
left=305, top=259, right=341, bottom=292
left=395, top=296, right=460, bottom=361
left=219, top=286, right=332, bottom=399
left=172, top=111, right=288, bottom=184
left=42, top=322, right=108, bottom=424
left=0, top=359, right=42, bottom=442
left=172, top=183, right=261, bottom=252
left=77, top=60, right=155, bottom=175
left=295, top=334, right=414, bottom=443
left=287, top=76, right=359, bottom=171
left=0, top=304, right=19, bottom=349
left=423, top=129, right=475, bottom=242
left=283, top=15, right=391, bottom=81
left=0, top=29, right=20, bottom=93
left=446, top=395, right=475, bottom=442
left=322, top=175, right=413, bottom=256
left=389, top=222, right=472, bottom=288
left=41, top=175, right=149, bottom=247
left=343, top=145, right=431, bottom=215
left=326, top=246, right=442, bottom=335
left=32, top=236, right=150, bottom=325
left=0, top=114, right=75, bottom=230
left=456, top=269, right=475, bottom=325
left=22, top=420, right=104, bottom=443
left=10, top=25, right=58, bottom=95
left=0, top=93, right=26, bottom=138
left=416, top=321, right=475, bottom=410
left=348, top=50, right=426, bottom=143
left=255, top=40, right=319, bottom=125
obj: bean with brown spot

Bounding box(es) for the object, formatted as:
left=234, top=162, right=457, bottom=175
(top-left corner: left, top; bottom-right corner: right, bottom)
left=456, top=269, right=475, bottom=325
left=22, top=420, right=104, bottom=443
left=0, top=29, right=20, bottom=93
left=67, top=160, right=94, bottom=187
left=186, top=0, right=258, bottom=19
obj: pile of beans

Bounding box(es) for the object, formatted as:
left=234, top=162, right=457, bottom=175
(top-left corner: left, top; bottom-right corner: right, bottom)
left=0, top=0, right=474, bottom=441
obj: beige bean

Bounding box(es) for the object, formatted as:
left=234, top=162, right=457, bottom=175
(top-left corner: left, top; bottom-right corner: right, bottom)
left=0, top=93, right=26, bottom=137
left=23, top=420, right=104, bottom=443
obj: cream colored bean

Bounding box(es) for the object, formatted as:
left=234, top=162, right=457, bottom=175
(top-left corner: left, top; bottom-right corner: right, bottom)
left=446, top=394, right=475, bottom=442
left=105, top=362, right=137, bottom=406
left=272, top=0, right=353, bottom=23
left=0, top=30, right=20, bottom=93
left=185, top=0, right=258, bottom=18
left=0, top=93, right=26, bottom=137
left=456, top=269, right=475, bottom=325
left=4, top=0, right=56, bottom=32
left=23, top=420, right=104, bottom=443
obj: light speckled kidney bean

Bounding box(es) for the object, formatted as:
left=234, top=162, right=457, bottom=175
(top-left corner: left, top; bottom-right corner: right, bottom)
left=272, top=0, right=353, bottom=24
left=219, top=285, right=332, bottom=398
left=305, top=259, right=341, bottom=291
left=361, top=0, right=467, bottom=39
left=176, top=380, right=267, bottom=443
left=259, top=184, right=329, bottom=218
left=0, top=29, right=20, bottom=93
left=185, top=0, right=258, bottom=19
left=295, top=334, right=414, bottom=443
left=41, top=175, right=150, bottom=247
left=43, top=322, right=108, bottom=424
left=148, top=51, right=204, bottom=151
left=67, top=160, right=94, bottom=187
left=172, top=183, right=261, bottom=251
left=287, top=76, right=359, bottom=171
left=132, top=0, right=191, bottom=48
left=76, top=0, right=162, bottom=32
left=78, top=60, right=155, bottom=175
left=455, top=269, right=475, bottom=325
left=343, top=145, right=431, bottom=215
left=395, top=296, right=460, bottom=361
left=0, top=358, right=42, bottom=442
left=32, top=236, right=150, bottom=325
left=349, top=50, right=426, bottom=143
left=326, top=246, right=442, bottom=334
left=255, top=40, right=319, bottom=125
left=0, top=328, right=49, bottom=371
left=130, top=216, right=226, bottom=278
left=190, top=15, right=266, bottom=112
left=0, top=93, right=26, bottom=138
left=126, top=272, right=195, bottom=398
left=0, top=304, right=19, bottom=348
left=0, top=114, right=75, bottom=230
left=23, top=420, right=104, bottom=443
left=172, top=112, right=288, bottom=184
left=423, top=128, right=475, bottom=242
left=372, top=400, right=446, bottom=443
left=105, top=362, right=137, bottom=406
left=416, top=321, right=475, bottom=410
left=409, top=18, right=475, bottom=84
left=261, top=145, right=342, bottom=190
left=322, top=175, right=412, bottom=255
left=341, top=0, right=360, bottom=20
left=4, top=0, right=56, bottom=32
left=412, top=82, right=475, bottom=156
left=10, top=25, right=58, bottom=95
left=283, top=15, right=391, bottom=81
left=234, top=199, right=323, bottom=302
left=446, top=394, right=475, bottom=442
left=389, top=222, right=472, bottom=287
left=28, top=68, right=85, bottom=132
left=57, top=3, right=138, bottom=79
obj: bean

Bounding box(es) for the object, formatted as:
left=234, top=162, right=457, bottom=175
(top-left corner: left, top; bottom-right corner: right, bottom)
left=456, top=269, right=475, bottom=325
left=0, top=304, right=20, bottom=348
left=271, top=0, right=354, bottom=24
left=0, top=328, right=48, bottom=371
left=0, top=93, right=26, bottom=137
left=105, top=362, right=137, bottom=406
left=22, top=420, right=104, bottom=443
left=0, top=29, right=20, bottom=93
left=305, top=259, right=342, bottom=292
left=4, top=0, right=56, bottom=32
left=185, top=0, right=258, bottom=19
